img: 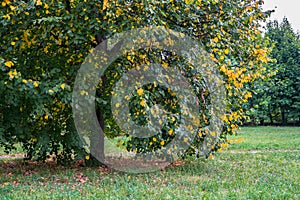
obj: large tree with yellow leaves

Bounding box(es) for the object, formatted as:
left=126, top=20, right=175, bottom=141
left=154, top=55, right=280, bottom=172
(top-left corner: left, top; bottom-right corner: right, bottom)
left=0, top=0, right=271, bottom=163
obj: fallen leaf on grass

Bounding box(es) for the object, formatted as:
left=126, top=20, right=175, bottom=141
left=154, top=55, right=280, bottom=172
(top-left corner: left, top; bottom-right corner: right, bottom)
left=13, top=181, right=19, bottom=186
left=74, top=172, right=88, bottom=184
left=4, top=172, right=13, bottom=177
left=98, top=165, right=112, bottom=174
left=24, top=170, right=32, bottom=176
left=56, top=178, right=69, bottom=184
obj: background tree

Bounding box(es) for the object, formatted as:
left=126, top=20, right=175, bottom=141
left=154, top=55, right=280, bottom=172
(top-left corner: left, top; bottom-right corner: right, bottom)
left=244, top=17, right=300, bottom=126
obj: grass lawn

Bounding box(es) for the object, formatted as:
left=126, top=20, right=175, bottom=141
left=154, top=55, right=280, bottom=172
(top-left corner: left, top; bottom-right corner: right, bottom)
left=0, top=126, right=299, bottom=199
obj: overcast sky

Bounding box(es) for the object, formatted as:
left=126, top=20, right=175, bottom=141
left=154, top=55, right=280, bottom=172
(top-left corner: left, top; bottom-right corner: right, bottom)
left=262, top=0, right=300, bottom=32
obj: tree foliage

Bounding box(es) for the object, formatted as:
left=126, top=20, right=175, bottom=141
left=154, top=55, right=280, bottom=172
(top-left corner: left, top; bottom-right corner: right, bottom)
left=244, top=18, right=300, bottom=125
left=0, top=0, right=271, bottom=163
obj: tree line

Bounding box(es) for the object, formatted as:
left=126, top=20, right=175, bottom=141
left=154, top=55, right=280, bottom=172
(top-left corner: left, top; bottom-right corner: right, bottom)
left=244, top=17, right=300, bottom=126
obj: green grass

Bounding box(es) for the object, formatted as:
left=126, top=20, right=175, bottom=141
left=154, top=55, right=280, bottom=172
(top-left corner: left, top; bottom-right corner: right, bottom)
left=228, top=126, right=300, bottom=151
left=0, top=126, right=299, bottom=199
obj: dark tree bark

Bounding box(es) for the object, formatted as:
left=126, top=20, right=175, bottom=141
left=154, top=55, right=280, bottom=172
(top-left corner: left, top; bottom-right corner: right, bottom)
left=280, top=107, right=288, bottom=126
left=268, top=105, right=274, bottom=125
left=88, top=33, right=123, bottom=166
left=259, top=118, right=264, bottom=126
left=88, top=33, right=107, bottom=166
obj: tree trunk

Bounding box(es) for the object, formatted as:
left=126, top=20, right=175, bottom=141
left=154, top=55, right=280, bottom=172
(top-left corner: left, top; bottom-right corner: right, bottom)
left=89, top=76, right=107, bottom=166
left=87, top=33, right=123, bottom=166
left=249, top=99, right=256, bottom=126
left=281, top=107, right=287, bottom=126
left=268, top=105, right=274, bottom=125
left=93, top=107, right=105, bottom=162
left=260, top=118, right=264, bottom=126
left=251, top=117, right=256, bottom=126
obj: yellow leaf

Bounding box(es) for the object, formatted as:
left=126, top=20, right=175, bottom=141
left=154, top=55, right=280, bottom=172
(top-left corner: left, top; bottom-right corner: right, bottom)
left=22, top=79, right=27, bottom=84
left=249, top=16, right=253, bottom=23
left=48, top=89, right=54, bottom=94
left=162, top=62, right=168, bottom=68
left=208, top=154, right=214, bottom=160
left=213, top=37, right=219, bottom=43
left=143, top=65, right=149, bottom=71
left=185, top=0, right=193, bottom=4
left=220, top=64, right=227, bottom=73
left=33, top=81, right=39, bottom=88
left=11, top=41, right=15, bottom=46
left=44, top=115, right=49, bottom=120
left=183, top=137, right=189, bottom=143
left=224, top=49, right=229, bottom=55
left=244, top=92, right=252, bottom=99
left=60, top=83, right=65, bottom=90
left=221, top=143, right=229, bottom=148
left=5, top=61, right=14, bottom=68
left=9, top=5, right=16, bottom=10
left=140, top=99, right=146, bottom=107
left=36, top=0, right=42, bottom=6
left=103, top=0, right=108, bottom=10
left=196, top=0, right=202, bottom=5
left=137, top=88, right=143, bottom=96
left=8, top=71, right=14, bottom=79
left=31, top=138, right=37, bottom=143
left=247, top=6, right=253, bottom=12
left=3, top=14, right=11, bottom=20
left=80, top=90, right=88, bottom=96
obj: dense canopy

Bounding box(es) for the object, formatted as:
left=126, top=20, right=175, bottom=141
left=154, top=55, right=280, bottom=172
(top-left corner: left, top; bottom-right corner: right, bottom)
left=0, top=0, right=271, bottom=163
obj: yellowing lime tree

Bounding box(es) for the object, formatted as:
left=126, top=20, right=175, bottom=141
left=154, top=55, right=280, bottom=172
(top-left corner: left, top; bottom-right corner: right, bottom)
left=0, top=0, right=271, bottom=163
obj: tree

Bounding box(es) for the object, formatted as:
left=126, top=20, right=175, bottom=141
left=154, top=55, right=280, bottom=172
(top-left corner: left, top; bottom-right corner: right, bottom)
left=245, top=18, right=300, bottom=126
left=0, top=0, right=271, bottom=164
